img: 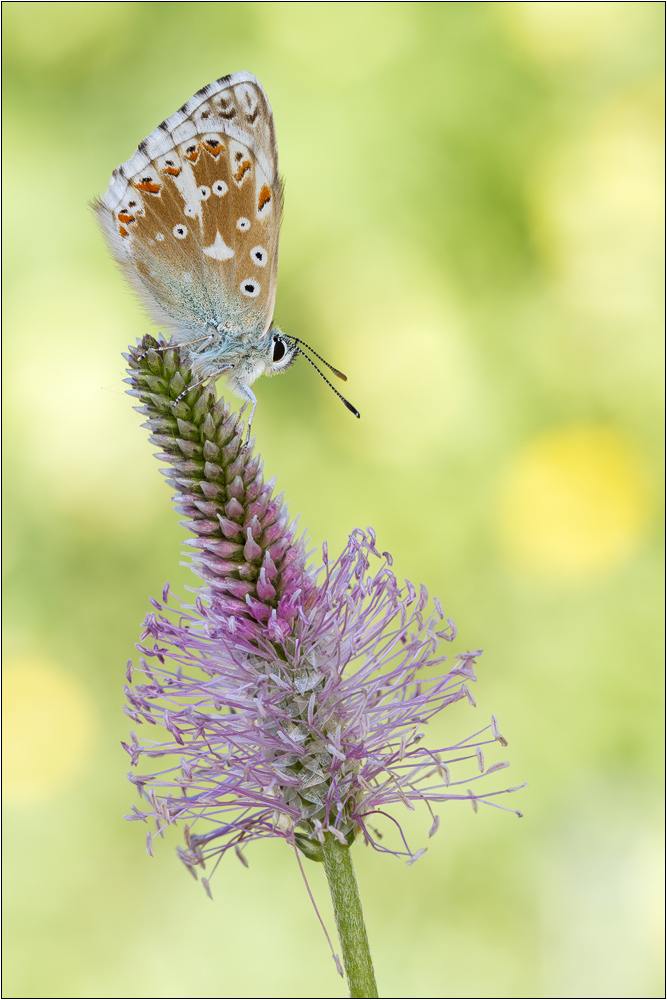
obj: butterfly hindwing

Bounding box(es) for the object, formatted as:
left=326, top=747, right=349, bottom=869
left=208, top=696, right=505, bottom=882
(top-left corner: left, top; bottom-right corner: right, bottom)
left=95, top=72, right=281, bottom=344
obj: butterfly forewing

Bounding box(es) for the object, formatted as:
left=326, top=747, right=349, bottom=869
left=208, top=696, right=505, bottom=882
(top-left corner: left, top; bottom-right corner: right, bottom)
left=95, top=72, right=281, bottom=343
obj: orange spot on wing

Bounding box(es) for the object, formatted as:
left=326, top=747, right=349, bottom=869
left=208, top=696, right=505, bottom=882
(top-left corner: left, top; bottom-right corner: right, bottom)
left=119, top=225, right=129, bottom=237
left=203, top=139, right=224, bottom=157
left=162, top=165, right=181, bottom=176
left=235, top=159, right=251, bottom=182
left=117, top=212, right=135, bottom=224
left=134, top=180, right=161, bottom=193
left=258, top=185, right=271, bottom=211
left=184, top=145, right=200, bottom=162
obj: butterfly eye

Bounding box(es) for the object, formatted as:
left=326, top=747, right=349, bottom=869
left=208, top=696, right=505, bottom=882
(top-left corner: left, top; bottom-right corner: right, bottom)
left=272, top=339, right=286, bottom=363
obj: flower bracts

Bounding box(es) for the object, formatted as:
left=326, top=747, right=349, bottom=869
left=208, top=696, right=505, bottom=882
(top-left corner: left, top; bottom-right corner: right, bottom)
left=124, top=335, right=313, bottom=639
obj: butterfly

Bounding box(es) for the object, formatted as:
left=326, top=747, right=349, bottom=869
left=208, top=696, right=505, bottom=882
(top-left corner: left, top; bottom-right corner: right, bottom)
left=94, top=70, right=359, bottom=435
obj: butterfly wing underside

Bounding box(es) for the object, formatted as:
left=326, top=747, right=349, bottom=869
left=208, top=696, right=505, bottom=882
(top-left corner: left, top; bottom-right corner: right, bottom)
left=95, top=72, right=282, bottom=345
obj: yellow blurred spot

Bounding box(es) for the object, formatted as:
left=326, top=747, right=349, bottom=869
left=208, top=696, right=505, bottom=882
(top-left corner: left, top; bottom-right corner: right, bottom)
left=323, top=249, right=481, bottom=468
left=530, top=91, right=663, bottom=328
left=3, top=277, right=171, bottom=524
left=507, top=2, right=655, bottom=64
left=499, top=426, right=651, bottom=577
left=2, top=659, right=95, bottom=803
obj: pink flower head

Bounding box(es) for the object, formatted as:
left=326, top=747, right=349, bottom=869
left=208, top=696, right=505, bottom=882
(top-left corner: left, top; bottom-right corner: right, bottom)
left=123, top=337, right=523, bottom=885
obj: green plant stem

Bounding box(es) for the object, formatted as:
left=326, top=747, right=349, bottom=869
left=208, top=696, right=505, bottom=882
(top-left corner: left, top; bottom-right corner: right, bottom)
left=321, top=834, right=379, bottom=999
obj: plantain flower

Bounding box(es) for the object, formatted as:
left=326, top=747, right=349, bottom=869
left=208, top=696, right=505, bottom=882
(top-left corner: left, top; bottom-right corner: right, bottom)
left=122, top=336, right=523, bottom=992
left=123, top=336, right=522, bottom=871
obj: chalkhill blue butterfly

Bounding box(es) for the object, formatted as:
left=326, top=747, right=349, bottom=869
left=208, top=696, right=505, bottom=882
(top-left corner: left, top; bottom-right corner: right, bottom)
left=94, top=71, right=359, bottom=434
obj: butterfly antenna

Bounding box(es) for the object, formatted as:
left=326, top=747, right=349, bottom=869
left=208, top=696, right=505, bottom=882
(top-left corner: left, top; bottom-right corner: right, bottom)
left=294, top=348, right=360, bottom=418
left=289, top=338, right=348, bottom=381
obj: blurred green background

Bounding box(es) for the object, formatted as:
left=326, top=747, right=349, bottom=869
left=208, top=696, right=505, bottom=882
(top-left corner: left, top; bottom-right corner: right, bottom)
left=3, top=3, right=663, bottom=997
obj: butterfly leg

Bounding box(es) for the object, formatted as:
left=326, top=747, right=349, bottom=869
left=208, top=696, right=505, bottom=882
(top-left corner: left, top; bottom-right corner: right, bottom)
left=137, top=336, right=173, bottom=361
left=137, top=333, right=215, bottom=361
left=235, top=382, right=258, bottom=445
left=174, top=364, right=234, bottom=404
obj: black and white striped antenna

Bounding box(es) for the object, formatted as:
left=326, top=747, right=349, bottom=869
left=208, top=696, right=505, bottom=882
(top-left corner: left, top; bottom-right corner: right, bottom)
left=286, top=337, right=360, bottom=418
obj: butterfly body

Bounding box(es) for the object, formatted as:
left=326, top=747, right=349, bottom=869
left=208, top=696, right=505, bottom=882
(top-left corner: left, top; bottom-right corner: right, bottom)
left=95, top=71, right=297, bottom=422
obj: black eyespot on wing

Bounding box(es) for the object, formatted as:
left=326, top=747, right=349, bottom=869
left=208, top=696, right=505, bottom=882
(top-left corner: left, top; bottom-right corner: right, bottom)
left=272, top=339, right=286, bottom=362
left=240, top=278, right=260, bottom=297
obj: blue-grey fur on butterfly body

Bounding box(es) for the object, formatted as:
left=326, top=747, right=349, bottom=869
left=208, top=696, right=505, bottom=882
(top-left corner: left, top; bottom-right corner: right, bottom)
left=93, top=70, right=359, bottom=437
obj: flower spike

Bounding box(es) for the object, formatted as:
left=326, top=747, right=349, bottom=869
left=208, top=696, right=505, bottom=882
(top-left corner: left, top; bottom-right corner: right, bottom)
left=122, top=336, right=523, bottom=883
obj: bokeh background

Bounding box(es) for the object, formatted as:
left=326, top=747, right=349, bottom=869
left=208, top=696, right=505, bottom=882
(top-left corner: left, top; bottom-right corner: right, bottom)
left=3, top=3, right=663, bottom=998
